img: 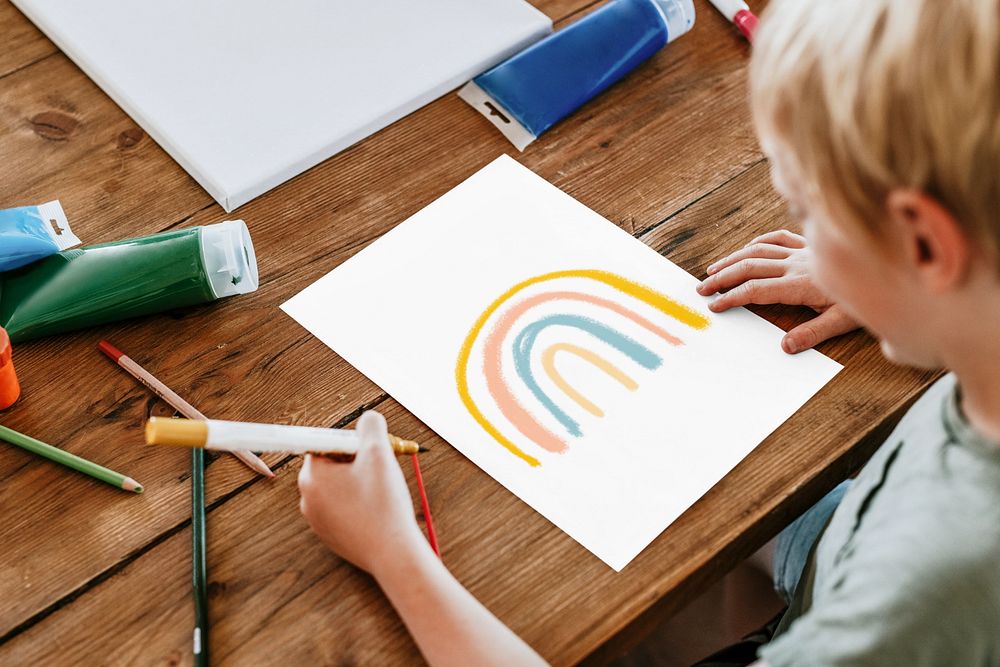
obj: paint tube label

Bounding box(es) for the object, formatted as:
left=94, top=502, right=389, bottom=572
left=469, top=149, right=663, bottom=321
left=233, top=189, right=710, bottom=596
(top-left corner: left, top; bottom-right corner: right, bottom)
left=0, top=200, right=82, bottom=272
left=466, top=0, right=693, bottom=147
left=36, top=200, right=81, bottom=250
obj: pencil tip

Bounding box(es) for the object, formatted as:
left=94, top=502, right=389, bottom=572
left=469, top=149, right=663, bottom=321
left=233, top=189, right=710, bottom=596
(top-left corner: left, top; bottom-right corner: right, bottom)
left=418, top=446, right=430, bottom=453
left=233, top=450, right=275, bottom=477
left=123, top=478, right=144, bottom=493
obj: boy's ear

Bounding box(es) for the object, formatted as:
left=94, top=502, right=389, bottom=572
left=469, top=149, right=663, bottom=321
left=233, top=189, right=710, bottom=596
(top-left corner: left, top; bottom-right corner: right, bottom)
left=886, top=190, right=971, bottom=292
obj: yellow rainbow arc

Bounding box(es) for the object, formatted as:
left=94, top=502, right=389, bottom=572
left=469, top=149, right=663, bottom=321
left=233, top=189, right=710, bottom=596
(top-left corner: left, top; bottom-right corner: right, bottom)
left=455, top=269, right=711, bottom=467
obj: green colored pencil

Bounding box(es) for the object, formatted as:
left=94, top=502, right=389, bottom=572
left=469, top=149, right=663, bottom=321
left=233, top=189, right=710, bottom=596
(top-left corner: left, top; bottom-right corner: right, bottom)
left=192, top=447, right=208, bottom=666
left=0, top=424, right=142, bottom=493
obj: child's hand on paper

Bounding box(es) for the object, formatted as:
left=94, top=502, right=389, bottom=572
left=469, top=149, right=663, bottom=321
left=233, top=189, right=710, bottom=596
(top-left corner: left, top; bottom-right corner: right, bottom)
left=696, top=229, right=859, bottom=353
left=298, top=411, right=426, bottom=575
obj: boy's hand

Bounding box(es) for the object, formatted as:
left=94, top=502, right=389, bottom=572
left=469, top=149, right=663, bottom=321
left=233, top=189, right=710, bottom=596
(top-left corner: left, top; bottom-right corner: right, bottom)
left=298, top=411, right=426, bottom=575
left=696, top=230, right=859, bottom=353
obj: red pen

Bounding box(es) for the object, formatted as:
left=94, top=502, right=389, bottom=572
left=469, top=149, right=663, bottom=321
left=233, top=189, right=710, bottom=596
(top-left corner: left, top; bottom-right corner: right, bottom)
left=708, top=0, right=759, bottom=43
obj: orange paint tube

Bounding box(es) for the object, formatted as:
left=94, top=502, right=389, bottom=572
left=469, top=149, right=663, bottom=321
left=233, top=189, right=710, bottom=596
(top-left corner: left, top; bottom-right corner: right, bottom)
left=0, top=327, right=21, bottom=409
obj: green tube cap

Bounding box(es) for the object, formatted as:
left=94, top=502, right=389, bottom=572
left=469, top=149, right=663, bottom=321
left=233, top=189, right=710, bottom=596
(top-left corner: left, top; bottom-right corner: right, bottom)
left=199, top=220, right=259, bottom=299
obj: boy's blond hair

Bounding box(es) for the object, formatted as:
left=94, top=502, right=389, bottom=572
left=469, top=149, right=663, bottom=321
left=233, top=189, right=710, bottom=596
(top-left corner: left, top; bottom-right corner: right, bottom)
left=751, top=0, right=1000, bottom=264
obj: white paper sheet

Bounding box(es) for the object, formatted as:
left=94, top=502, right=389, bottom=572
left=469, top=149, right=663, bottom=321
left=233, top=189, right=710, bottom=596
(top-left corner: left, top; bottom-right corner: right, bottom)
left=282, top=155, right=842, bottom=571
left=12, top=0, right=550, bottom=211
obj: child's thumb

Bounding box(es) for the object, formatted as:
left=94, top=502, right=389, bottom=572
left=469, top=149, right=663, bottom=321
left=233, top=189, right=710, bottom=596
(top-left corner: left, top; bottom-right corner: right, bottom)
left=783, top=306, right=858, bottom=354
left=356, top=410, right=392, bottom=459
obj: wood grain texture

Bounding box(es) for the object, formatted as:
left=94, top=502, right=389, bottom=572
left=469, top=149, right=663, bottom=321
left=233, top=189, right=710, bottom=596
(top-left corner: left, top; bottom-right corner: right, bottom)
left=0, top=53, right=214, bottom=239
left=0, top=2, right=56, bottom=79
left=0, top=0, right=939, bottom=664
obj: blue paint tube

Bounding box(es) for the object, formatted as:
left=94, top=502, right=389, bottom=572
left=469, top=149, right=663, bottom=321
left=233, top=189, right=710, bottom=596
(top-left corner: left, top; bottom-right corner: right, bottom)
left=459, top=0, right=695, bottom=150
left=0, top=200, right=81, bottom=272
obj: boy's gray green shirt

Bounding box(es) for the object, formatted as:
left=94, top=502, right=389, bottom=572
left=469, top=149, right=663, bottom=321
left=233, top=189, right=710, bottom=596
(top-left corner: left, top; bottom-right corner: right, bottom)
left=760, top=374, right=1000, bottom=667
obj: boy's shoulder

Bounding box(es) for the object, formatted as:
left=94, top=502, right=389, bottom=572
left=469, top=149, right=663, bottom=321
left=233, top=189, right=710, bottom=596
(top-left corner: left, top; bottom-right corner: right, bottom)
left=841, top=373, right=1000, bottom=552
left=813, top=371, right=1000, bottom=611
left=762, top=375, right=1000, bottom=666
left=885, top=372, right=1000, bottom=476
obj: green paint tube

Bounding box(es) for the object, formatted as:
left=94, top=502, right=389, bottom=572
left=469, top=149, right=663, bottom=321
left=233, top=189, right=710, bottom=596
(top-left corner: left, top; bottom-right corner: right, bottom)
left=0, top=221, right=258, bottom=343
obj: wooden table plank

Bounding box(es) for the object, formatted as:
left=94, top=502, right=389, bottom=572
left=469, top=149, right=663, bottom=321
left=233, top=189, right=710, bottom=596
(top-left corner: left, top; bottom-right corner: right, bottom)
left=0, top=0, right=763, bottom=636
left=0, top=1, right=56, bottom=79
left=0, top=53, right=214, bottom=240
left=0, top=159, right=934, bottom=665
left=1, top=402, right=428, bottom=666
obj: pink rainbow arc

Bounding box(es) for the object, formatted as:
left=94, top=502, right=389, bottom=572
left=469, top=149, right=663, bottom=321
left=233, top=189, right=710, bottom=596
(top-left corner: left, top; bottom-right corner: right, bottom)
left=482, top=290, right=683, bottom=454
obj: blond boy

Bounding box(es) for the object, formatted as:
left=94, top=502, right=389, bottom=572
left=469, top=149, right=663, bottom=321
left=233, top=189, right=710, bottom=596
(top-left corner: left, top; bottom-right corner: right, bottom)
left=297, top=0, right=1000, bottom=664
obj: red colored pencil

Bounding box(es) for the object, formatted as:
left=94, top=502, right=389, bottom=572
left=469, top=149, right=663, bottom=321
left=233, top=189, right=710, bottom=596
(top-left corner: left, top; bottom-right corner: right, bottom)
left=98, top=340, right=274, bottom=478
left=411, top=453, right=440, bottom=557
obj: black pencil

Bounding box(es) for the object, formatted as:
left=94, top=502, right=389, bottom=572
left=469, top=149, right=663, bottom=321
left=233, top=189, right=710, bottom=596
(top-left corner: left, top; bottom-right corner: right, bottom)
left=192, top=447, right=208, bottom=666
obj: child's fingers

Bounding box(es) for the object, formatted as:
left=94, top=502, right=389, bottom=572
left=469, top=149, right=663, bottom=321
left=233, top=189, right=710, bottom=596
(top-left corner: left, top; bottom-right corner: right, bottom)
left=698, top=258, right=788, bottom=296
left=356, top=410, right=393, bottom=462
left=745, top=229, right=806, bottom=249
left=297, top=453, right=323, bottom=504
left=298, top=452, right=341, bottom=491
left=706, top=243, right=794, bottom=275
left=707, top=275, right=810, bottom=312
left=298, top=453, right=317, bottom=490
left=781, top=307, right=859, bottom=354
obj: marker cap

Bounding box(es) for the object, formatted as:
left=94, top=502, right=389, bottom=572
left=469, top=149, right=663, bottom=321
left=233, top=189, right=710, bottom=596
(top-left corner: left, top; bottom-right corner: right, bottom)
left=146, top=417, right=209, bottom=447
left=707, top=0, right=749, bottom=22
left=734, top=9, right=758, bottom=42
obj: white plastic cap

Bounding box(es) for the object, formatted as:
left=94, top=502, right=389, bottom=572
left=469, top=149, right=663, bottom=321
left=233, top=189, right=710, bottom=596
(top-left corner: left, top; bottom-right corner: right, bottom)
left=655, top=0, right=696, bottom=42
left=199, top=220, right=259, bottom=299
left=707, top=0, right=749, bottom=22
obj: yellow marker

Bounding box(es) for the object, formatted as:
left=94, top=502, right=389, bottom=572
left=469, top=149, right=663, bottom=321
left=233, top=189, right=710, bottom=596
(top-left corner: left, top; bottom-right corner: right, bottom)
left=146, top=417, right=424, bottom=457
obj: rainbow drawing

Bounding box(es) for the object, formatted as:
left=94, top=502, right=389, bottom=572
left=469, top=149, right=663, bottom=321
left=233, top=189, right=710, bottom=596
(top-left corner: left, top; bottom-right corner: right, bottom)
left=456, top=269, right=711, bottom=467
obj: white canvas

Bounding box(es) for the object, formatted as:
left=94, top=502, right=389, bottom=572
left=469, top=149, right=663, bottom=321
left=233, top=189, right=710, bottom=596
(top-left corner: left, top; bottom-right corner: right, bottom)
left=282, top=156, right=843, bottom=571
left=12, top=0, right=550, bottom=211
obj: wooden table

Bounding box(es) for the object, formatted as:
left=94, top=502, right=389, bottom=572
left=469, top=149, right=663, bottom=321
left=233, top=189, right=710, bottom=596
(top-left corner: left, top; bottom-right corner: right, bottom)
left=0, top=1, right=935, bottom=664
